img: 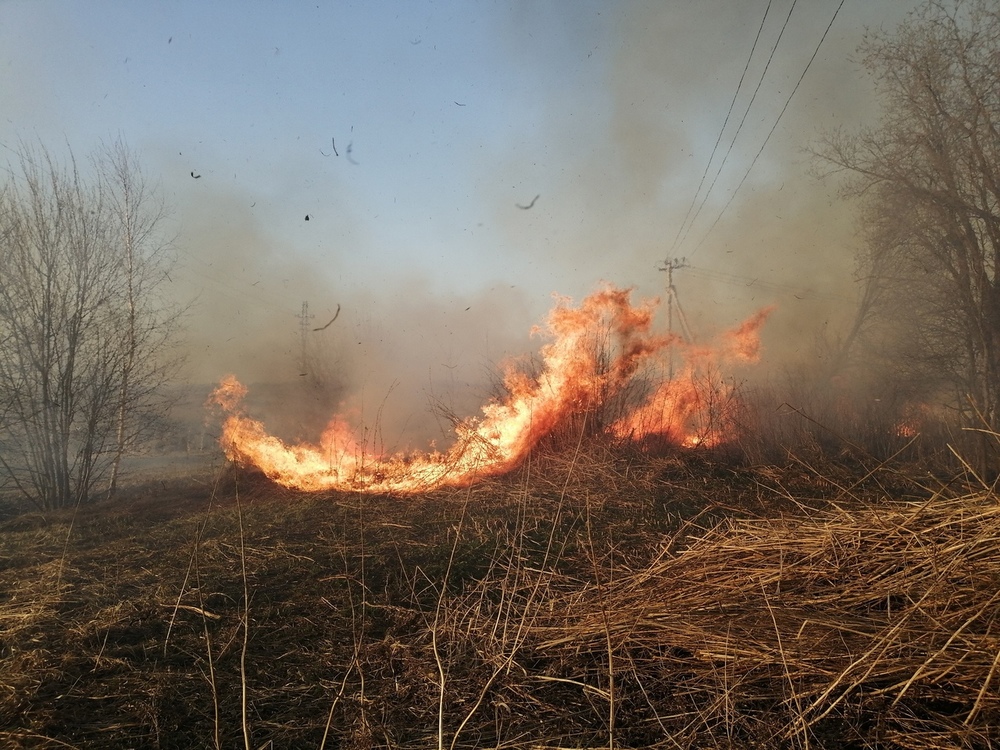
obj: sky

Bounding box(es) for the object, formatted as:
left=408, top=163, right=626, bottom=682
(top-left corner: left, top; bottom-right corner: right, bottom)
left=0, top=0, right=920, bottom=445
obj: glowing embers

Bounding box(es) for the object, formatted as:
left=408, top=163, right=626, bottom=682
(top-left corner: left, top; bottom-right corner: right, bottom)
left=210, top=286, right=773, bottom=493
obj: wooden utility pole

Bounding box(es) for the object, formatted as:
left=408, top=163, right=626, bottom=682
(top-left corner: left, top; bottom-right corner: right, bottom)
left=659, top=257, right=691, bottom=379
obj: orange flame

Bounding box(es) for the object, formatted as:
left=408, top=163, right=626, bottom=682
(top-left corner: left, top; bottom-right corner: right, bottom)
left=610, top=305, right=775, bottom=447
left=210, top=286, right=773, bottom=493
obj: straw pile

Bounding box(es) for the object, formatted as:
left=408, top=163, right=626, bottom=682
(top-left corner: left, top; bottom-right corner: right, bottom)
left=531, top=491, right=1000, bottom=748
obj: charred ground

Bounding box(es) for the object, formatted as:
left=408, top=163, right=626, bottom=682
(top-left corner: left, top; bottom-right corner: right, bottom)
left=1, top=443, right=998, bottom=749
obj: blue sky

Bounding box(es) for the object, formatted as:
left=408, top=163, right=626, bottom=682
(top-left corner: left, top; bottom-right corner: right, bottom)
left=0, top=0, right=918, bottom=437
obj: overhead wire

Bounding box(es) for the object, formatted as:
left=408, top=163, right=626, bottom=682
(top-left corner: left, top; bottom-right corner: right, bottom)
left=668, top=0, right=774, bottom=255
left=674, top=0, right=799, bottom=254
left=690, top=0, right=848, bottom=257
left=171, top=246, right=305, bottom=316
left=685, top=263, right=853, bottom=302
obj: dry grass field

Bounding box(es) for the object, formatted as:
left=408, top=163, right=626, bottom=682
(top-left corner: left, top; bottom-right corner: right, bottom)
left=1, top=443, right=999, bottom=749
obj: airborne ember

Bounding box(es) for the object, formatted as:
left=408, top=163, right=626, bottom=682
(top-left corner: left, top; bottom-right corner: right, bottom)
left=210, top=286, right=773, bottom=493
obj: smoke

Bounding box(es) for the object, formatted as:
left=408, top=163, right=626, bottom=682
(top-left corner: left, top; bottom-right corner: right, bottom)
left=166, top=174, right=535, bottom=450
left=159, top=1, right=917, bottom=456
left=324, top=280, right=536, bottom=452
left=489, top=1, right=909, bottom=379
left=170, top=188, right=325, bottom=383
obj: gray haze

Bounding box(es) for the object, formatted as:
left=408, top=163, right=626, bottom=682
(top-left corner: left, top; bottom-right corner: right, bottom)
left=0, top=1, right=921, bottom=451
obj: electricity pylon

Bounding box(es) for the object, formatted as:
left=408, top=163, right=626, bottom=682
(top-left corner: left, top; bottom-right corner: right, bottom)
left=298, top=301, right=314, bottom=376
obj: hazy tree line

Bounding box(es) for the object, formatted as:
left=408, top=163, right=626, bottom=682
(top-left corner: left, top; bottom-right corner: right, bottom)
left=818, top=0, right=1000, bottom=464
left=0, top=140, right=179, bottom=510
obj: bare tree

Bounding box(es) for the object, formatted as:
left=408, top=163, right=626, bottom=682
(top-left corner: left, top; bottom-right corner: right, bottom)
left=818, top=0, right=1000, bottom=459
left=96, top=139, right=182, bottom=500
left=0, top=142, right=179, bottom=510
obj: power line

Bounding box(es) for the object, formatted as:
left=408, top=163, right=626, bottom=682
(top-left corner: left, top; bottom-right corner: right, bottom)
left=690, top=0, right=847, bottom=257
left=669, top=0, right=774, bottom=255
left=685, top=263, right=853, bottom=302
left=676, top=0, right=799, bottom=254
left=171, top=245, right=306, bottom=315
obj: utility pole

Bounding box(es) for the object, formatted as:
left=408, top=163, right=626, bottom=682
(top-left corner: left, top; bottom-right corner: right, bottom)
left=298, top=301, right=314, bottom=376
left=659, top=257, right=691, bottom=379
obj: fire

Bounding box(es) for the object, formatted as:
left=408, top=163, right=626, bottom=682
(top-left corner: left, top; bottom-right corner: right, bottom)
left=610, top=305, right=774, bottom=448
left=210, top=286, right=773, bottom=493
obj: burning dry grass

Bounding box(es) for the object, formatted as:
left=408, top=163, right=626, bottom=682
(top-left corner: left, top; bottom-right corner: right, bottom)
left=1, top=451, right=999, bottom=748
left=211, top=286, right=772, bottom=494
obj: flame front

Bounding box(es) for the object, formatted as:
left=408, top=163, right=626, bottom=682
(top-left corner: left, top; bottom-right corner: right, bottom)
left=210, top=286, right=772, bottom=493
